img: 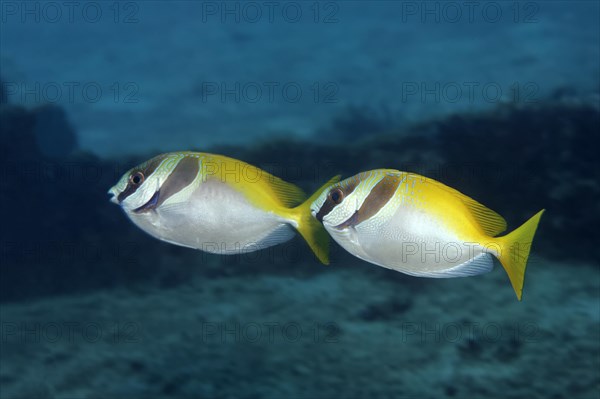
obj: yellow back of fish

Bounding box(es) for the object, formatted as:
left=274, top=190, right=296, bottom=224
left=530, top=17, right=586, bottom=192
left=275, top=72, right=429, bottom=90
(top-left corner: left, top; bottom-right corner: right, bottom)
left=200, top=153, right=306, bottom=212
left=400, top=172, right=507, bottom=241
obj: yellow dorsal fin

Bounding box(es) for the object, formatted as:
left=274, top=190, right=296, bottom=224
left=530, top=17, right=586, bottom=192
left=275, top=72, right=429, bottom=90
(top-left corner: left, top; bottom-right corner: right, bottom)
left=458, top=195, right=507, bottom=236
left=257, top=172, right=306, bottom=207
left=418, top=174, right=507, bottom=236
left=202, top=153, right=306, bottom=208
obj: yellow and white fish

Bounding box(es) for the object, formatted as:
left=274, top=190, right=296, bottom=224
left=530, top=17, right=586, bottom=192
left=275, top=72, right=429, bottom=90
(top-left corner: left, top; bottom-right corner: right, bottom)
left=311, top=169, right=544, bottom=300
left=109, top=152, right=338, bottom=264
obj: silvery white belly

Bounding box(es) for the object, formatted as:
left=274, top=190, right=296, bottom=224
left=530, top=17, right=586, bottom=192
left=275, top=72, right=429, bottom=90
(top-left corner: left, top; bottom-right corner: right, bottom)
left=330, top=205, right=489, bottom=277
left=126, top=180, right=293, bottom=254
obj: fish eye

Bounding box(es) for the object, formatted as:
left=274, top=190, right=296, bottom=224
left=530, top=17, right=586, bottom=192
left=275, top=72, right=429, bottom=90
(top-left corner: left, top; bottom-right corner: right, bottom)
left=130, top=171, right=145, bottom=186
left=329, top=188, right=344, bottom=205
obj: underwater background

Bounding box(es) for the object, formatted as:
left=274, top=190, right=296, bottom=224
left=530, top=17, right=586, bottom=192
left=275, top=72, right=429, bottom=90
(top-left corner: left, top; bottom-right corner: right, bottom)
left=1, top=1, right=599, bottom=398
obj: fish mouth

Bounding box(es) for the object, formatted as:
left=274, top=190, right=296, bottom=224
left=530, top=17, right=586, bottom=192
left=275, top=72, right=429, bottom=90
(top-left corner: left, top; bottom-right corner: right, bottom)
left=108, top=187, right=119, bottom=204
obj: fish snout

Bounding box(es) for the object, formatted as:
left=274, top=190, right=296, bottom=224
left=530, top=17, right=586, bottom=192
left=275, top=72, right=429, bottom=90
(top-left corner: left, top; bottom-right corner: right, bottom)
left=108, top=187, right=120, bottom=204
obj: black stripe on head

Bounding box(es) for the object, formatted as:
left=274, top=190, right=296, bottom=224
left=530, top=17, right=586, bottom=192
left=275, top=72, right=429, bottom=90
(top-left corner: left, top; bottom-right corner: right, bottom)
left=315, top=176, right=360, bottom=222
left=335, top=174, right=401, bottom=229
left=117, top=154, right=168, bottom=203
left=152, top=155, right=200, bottom=208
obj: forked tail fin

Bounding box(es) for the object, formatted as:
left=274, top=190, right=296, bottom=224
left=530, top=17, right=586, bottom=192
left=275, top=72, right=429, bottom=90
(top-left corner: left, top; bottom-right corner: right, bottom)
left=496, top=209, right=545, bottom=300
left=291, top=175, right=341, bottom=265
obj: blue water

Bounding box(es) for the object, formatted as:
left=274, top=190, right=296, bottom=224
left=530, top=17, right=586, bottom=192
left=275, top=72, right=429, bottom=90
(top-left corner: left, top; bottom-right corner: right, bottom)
left=2, top=1, right=598, bottom=156
left=1, top=1, right=599, bottom=398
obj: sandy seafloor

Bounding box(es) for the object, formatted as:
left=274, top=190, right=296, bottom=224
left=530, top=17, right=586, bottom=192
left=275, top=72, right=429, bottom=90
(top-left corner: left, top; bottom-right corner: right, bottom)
left=1, top=256, right=598, bottom=399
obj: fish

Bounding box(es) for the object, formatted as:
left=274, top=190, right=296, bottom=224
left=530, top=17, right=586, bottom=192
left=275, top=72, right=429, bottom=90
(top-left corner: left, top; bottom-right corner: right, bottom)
left=108, top=151, right=339, bottom=264
left=311, top=169, right=544, bottom=300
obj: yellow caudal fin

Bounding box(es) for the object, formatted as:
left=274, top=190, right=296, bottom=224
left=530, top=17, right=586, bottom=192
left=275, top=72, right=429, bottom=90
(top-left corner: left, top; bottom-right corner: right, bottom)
left=290, top=175, right=341, bottom=265
left=496, top=210, right=545, bottom=300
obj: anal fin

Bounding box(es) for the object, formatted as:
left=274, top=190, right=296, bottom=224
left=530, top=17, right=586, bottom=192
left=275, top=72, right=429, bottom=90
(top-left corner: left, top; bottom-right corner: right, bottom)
left=414, top=253, right=494, bottom=278
left=242, top=224, right=296, bottom=252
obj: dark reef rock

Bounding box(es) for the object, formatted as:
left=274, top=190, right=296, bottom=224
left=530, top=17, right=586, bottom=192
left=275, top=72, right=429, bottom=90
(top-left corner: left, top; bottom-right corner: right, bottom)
left=32, top=104, right=78, bottom=158
left=0, top=104, right=40, bottom=161
left=0, top=79, right=7, bottom=104
left=0, top=105, right=159, bottom=301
